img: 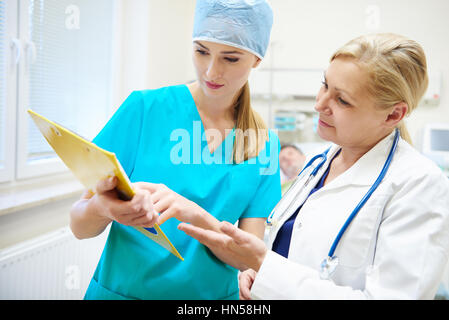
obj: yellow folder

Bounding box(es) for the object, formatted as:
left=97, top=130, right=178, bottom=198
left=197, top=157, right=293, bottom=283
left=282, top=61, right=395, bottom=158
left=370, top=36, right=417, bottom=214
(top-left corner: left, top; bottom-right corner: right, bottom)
left=28, top=109, right=183, bottom=261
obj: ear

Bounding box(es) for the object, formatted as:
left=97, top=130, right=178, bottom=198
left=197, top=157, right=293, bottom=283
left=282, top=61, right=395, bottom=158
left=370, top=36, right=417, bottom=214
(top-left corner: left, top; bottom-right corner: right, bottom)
left=385, top=102, right=408, bottom=128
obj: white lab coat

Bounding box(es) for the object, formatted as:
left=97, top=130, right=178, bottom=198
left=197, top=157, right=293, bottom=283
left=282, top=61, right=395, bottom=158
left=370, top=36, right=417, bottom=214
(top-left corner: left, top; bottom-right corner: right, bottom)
left=251, top=131, right=449, bottom=300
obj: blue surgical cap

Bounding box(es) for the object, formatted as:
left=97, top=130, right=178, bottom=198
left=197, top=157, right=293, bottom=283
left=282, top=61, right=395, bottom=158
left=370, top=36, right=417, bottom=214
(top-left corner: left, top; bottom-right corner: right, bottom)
left=192, top=0, right=273, bottom=59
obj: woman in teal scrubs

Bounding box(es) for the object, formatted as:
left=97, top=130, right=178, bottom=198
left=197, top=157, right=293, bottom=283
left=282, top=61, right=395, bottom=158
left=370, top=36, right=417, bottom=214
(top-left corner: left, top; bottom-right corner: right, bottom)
left=70, top=0, right=281, bottom=300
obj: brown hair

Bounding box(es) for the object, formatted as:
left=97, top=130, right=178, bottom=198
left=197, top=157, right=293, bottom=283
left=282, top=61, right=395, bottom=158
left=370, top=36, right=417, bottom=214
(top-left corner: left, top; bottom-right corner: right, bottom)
left=232, top=82, right=269, bottom=163
left=331, top=33, right=429, bottom=145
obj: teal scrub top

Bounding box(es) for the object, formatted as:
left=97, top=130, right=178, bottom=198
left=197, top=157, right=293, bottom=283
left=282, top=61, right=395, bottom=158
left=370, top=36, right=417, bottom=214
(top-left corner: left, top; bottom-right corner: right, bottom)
left=84, top=85, right=281, bottom=300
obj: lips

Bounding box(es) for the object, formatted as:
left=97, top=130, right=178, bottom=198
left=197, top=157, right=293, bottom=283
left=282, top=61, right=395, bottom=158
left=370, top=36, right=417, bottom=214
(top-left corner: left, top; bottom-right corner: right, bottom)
left=205, top=81, right=224, bottom=90
left=318, top=119, right=333, bottom=127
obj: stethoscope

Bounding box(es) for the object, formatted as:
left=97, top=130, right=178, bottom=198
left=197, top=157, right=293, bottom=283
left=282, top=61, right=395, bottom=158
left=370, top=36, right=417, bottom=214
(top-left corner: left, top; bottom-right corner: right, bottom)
left=266, top=129, right=400, bottom=280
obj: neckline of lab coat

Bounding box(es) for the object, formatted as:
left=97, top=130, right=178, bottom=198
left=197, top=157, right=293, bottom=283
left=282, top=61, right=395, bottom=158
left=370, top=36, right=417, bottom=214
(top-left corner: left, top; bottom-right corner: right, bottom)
left=320, top=130, right=398, bottom=190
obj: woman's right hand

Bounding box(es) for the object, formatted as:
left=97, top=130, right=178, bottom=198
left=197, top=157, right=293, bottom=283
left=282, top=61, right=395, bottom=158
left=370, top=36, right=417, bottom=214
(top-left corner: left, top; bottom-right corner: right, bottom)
left=239, top=269, right=257, bottom=300
left=88, top=176, right=158, bottom=228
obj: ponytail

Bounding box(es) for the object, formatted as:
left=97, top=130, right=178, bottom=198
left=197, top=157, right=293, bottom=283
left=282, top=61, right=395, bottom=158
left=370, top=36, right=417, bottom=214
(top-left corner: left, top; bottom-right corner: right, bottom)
left=397, top=121, right=412, bottom=145
left=232, top=82, right=269, bottom=164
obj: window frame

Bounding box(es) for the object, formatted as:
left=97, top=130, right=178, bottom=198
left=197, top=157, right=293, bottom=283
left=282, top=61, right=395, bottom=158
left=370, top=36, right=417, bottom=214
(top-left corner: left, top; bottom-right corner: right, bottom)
left=7, top=0, right=122, bottom=181
left=0, top=0, right=18, bottom=183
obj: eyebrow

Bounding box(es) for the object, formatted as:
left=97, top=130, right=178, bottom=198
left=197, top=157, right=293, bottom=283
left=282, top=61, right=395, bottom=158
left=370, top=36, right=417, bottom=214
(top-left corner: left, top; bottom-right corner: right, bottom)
left=194, top=41, right=244, bottom=55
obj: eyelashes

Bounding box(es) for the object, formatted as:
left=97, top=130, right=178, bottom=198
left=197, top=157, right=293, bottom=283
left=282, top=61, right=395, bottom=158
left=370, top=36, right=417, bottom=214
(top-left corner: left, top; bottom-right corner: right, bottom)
left=338, top=97, right=350, bottom=105
left=321, top=80, right=328, bottom=90
left=321, top=80, right=351, bottom=107
left=225, top=57, right=239, bottom=63
left=195, top=49, right=239, bottom=63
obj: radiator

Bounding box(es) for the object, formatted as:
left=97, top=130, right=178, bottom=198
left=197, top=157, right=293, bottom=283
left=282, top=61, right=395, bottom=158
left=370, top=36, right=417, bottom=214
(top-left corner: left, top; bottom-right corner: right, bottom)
left=0, top=226, right=109, bottom=300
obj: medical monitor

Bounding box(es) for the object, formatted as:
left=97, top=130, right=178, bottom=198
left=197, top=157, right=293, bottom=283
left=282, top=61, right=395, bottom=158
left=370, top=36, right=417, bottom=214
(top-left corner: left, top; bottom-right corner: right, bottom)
left=422, top=123, right=449, bottom=173
left=423, top=124, right=449, bottom=154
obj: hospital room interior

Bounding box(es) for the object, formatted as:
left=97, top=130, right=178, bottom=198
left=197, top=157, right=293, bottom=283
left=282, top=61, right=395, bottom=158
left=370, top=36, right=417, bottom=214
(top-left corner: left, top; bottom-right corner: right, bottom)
left=0, top=0, right=449, bottom=300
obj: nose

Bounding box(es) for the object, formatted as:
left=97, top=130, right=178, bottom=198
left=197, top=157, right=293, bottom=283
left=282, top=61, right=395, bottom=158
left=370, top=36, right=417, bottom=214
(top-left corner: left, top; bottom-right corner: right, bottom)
left=314, top=87, right=332, bottom=114
left=206, top=58, right=223, bottom=81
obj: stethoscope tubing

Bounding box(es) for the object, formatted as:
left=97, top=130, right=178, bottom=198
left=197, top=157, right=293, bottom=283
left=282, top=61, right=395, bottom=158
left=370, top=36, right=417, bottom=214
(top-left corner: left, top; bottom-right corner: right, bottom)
left=327, top=128, right=400, bottom=258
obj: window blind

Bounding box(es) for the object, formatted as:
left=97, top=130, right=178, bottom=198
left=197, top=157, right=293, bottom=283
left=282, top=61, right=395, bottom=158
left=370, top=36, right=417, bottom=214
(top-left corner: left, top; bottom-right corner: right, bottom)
left=26, top=0, right=114, bottom=160
left=0, top=0, right=6, bottom=167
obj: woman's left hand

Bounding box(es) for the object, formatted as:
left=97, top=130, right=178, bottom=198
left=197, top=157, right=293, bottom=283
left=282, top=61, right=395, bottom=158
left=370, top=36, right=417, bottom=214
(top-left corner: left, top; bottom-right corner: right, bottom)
left=137, top=183, right=204, bottom=226
left=178, top=221, right=268, bottom=272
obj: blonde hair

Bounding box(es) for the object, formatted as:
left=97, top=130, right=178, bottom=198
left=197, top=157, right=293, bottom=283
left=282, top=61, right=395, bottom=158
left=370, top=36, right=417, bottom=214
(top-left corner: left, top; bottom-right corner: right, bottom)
left=232, top=82, right=269, bottom=163
left=331, top=33, right=429, bottom=145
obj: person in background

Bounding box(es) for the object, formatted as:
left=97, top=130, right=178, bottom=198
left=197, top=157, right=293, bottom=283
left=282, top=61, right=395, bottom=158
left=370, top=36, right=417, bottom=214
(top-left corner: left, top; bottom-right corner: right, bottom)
left=179, top=33, right=449, bottom=300
left=279, top=144, right=306, bottom=194
left=70, top=0, right=281, bottom=300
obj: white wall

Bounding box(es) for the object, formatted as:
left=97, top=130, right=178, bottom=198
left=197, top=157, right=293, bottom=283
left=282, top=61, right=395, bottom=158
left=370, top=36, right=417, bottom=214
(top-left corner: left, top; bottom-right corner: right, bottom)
left=146, top=0, right=196, bottom=89
left=116, top=0, right=196, bottom=106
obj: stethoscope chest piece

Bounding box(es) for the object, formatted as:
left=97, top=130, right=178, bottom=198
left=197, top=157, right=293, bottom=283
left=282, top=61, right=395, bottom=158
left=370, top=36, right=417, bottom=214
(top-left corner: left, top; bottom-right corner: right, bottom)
left=320, top=256, right=339, bottom=280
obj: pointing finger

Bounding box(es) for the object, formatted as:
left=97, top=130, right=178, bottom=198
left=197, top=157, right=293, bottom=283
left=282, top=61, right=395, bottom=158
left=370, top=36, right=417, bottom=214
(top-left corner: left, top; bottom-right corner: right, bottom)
left=157, top=208, right=175, bottom=226
left=178, top=223, right=225, bottom=248
left=219, top=222, right=249, bottom=245
left=135, top=182, right=161, bottom=194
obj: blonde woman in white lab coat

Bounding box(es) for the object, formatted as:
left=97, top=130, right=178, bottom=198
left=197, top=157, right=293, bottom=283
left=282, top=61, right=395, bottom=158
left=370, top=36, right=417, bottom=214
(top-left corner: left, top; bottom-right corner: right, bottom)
left=178, top=33, right=449, bottom=299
